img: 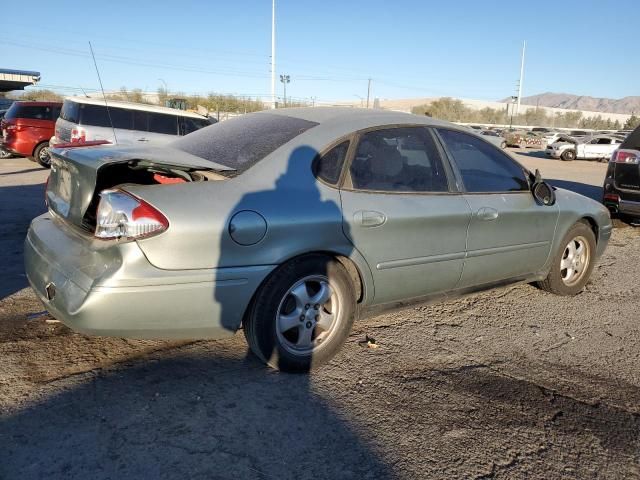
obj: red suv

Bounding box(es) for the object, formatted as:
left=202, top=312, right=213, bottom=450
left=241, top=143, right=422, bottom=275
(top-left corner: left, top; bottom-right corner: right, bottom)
left=0, top=101, right=62, bottom=167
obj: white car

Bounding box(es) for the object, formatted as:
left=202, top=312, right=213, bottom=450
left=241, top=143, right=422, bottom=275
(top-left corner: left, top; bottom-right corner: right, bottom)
left=50, top=97, right=213, bottom=151
left=546, top=135, right=623, bottom=161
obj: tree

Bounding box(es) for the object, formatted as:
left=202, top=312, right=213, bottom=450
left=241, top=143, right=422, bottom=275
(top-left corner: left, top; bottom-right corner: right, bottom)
left=7, top=89, right=63, bottom=102
left=624, top=114, right=640, bottom=130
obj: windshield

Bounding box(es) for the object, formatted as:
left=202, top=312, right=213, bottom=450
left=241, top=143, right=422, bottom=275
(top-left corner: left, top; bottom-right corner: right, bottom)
left=171, top=112, right=318, bottom=173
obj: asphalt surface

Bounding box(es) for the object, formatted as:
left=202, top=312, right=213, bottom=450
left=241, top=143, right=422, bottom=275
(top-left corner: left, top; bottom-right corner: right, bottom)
left=1, top=152, right=639, bottom=479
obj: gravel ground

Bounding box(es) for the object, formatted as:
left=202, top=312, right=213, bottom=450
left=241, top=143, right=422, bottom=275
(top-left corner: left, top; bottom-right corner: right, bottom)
left=1, top=153, right=639, bottom=479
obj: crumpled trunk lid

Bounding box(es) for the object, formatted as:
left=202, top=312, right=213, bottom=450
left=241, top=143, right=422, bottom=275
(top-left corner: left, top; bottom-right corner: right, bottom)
left=46, top=144, right=231, bottom=230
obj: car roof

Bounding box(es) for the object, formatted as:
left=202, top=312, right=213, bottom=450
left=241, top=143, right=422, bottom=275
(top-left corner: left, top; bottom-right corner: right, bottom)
left=267, top=106, right=452, bottom=129
left=64, top=96, right=207, bottom=119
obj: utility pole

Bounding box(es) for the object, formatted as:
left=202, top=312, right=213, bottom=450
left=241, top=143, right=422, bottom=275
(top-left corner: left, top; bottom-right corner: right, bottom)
left=271, top=0, right=276, bottom=109
left=280, top=74, right=290, bottom=107
left=516, top=40, right=526, bottom=116
left=366, top=78, right=372, bottom=108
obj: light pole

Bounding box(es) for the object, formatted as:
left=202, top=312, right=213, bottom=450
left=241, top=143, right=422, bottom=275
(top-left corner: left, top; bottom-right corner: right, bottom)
left=280, top=74, right=290, bottom=107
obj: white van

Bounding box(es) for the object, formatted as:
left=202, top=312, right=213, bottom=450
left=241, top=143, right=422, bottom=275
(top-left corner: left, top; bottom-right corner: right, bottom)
left=51, top=97, right=213, bottom=147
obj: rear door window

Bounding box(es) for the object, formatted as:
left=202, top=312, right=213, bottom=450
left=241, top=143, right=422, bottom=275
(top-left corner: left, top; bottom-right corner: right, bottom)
left=6, top=104, right=51, bottom=120
left=133, top=110, right=148, bottom=131
left=80, top=105, right=133, bottom=129
left=148, top=112, right=178, bottom=135
left=437, top=128, right=529, bottom=192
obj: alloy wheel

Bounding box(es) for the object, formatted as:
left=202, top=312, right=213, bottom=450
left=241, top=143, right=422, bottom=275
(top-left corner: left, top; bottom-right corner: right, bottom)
left=560, top=235, right=591, bottom=286
left=275, top=275, right=340, bottom=355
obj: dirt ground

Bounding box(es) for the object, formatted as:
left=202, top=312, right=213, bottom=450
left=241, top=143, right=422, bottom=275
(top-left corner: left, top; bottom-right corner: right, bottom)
left=1, top=153, right=639, bottom=479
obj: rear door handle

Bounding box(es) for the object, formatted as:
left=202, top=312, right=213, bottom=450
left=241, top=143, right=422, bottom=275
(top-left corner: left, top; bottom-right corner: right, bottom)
left=477, top=207, right=499, bottom=221
left=137, top=138, right=149, bottom=142
left=354, top=210, right=386, bottom=227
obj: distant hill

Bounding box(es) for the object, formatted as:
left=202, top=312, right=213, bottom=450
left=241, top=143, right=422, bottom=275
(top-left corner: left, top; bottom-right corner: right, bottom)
left=500, top=92, right=640, bottom=115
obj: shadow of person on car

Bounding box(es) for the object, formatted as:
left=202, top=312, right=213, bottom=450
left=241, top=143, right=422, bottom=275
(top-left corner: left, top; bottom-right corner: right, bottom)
left=216, top=144, right=356, bottom=373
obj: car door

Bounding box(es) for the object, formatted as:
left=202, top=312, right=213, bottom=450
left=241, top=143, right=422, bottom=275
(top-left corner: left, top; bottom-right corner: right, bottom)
left=340, top=126, right=471, bottom=305
left=435, top=128, right=559, bottom=288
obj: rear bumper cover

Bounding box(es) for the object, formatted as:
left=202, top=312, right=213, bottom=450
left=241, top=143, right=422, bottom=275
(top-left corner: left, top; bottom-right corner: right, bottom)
left=24, top=213, right=275, bottom=339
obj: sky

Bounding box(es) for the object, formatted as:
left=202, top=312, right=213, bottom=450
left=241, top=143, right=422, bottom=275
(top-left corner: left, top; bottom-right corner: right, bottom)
left=3, top=0, right=637, bottom=104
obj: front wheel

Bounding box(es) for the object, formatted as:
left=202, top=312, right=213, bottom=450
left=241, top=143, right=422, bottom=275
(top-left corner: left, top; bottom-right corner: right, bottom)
left=244, top=255, right=356, bottom=372
left=34, top=142, right=51, bottom=168
left=500, top=141, right=507, bottom=149
left=0, top=147, right=12, bottom=159
left=536, top=221, right=596, bottom=295
left=561, top=149, right=576, bottom=161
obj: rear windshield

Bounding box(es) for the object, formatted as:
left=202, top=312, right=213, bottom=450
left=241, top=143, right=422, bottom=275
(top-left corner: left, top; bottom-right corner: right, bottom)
left=171, top=112, right=318, bottom=172
left=60, top=100, right=80, bottom=123
left=5, top=103, right=57, bottom=121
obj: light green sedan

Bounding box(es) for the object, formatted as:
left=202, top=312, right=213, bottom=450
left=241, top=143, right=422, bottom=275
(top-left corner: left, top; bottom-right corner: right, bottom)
left=25, top=108, right=612, bottom=372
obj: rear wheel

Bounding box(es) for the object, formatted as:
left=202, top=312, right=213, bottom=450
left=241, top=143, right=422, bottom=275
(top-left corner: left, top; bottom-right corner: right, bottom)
left=561, top=149, right=576, bottom=161
left=0, top=147, right=12, bottom=159
left=244, top=255, right=356, bottom=372
left=536, top=222, right=596, bottom=295
left=500, top=141, right=507, bottom=149
left=34, top=142, right=51, bottom=168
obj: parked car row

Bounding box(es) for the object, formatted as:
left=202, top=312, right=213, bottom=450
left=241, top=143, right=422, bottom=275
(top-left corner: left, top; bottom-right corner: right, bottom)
left=0, top=98, right=214, bottom=167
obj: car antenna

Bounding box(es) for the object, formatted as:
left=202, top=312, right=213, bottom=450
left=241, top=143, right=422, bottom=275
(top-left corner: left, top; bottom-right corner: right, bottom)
left=88, top=41, right=117, bottom=144
left=78, top=86, right=90, bottom=98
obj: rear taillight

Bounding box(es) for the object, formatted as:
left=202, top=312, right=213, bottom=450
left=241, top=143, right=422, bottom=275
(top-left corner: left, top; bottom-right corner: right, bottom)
left=70, top=127, right=86, bottom=143
left=612, top=149, right=640, bottom=164
left=603, top=193, right=620, bottom=203
left=95, top=189, right=168, bottom=240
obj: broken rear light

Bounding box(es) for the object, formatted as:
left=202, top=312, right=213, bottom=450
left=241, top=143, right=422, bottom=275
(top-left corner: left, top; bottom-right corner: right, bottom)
left=612, top=149, right=640, bottom=164
left=95, top=189, right=168, bottom=240
left=70, top=127, right=86, bottom=143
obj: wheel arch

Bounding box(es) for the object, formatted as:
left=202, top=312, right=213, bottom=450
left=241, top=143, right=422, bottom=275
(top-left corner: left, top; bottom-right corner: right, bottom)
left=579, top=216, right=599, bottom=243
left=32, top=139, right=49, bottom=157
left=240, top=250, right=370, bottom=329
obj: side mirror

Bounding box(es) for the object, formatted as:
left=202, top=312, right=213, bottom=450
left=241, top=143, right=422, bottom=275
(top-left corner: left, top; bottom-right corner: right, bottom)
left=533, top=181, right=556, bottom=206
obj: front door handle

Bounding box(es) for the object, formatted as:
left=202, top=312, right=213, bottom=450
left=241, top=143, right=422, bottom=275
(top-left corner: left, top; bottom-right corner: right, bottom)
left=137, top=138, right=149, bottom=142
left=354, top=210, right=386, bottom=227
left=477, top=207, right=499, bottom=221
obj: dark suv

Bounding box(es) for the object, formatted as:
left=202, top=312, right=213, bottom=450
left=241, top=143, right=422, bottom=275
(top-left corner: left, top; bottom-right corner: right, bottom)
left=603, top=124, right=640, bottom=219
left=0, top=101, right=62, bottom=167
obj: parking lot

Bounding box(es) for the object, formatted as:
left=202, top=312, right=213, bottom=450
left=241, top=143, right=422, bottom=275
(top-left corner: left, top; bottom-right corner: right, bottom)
left=1, top=150, right=639, bottom=479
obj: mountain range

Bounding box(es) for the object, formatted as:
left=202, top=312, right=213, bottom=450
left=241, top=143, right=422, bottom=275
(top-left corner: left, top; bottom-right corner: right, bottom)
left=501, top=93, right=640, bottom=115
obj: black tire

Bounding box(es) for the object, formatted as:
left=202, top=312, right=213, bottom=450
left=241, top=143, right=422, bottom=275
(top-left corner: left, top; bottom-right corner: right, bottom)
left=561, top=149, right=576, bottom=161
left=34, top=142, right=51, bottom=168
left=536, top=221, right=596, bottom=295
left=244, top=255, right=356, bottom=372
